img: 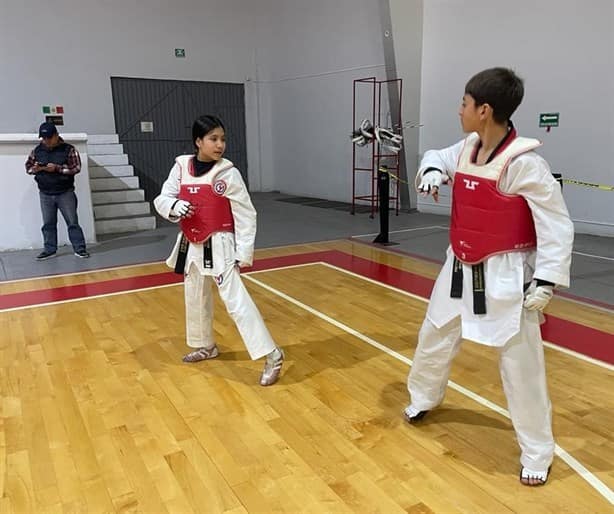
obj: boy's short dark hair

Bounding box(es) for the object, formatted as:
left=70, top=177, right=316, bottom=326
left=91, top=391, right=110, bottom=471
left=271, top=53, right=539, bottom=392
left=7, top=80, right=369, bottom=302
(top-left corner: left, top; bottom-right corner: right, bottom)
left=465, top=68, right=524, bottom=124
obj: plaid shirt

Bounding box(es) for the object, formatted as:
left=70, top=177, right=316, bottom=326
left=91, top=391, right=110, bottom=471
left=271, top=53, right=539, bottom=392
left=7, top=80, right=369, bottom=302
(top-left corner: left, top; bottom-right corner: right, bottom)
left=25, top=138, right=81, bottom=175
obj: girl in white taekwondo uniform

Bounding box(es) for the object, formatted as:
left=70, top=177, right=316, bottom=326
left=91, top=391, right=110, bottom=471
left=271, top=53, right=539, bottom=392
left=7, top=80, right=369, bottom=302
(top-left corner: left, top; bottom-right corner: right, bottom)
left=154, top=115, right=284, bottom=386
left=404, top=68, right=573, bottom=486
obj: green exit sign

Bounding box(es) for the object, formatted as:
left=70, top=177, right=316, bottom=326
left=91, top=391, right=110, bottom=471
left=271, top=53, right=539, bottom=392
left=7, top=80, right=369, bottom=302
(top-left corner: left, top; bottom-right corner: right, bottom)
left=539, top=112, right=559, bottom=127
left=175, top=48, right=186, bottom=58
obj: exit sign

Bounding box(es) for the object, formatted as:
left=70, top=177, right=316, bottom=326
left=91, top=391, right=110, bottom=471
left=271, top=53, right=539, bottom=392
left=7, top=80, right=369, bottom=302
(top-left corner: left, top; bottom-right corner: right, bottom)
left=175, top=48, right=186, bottom=58
left=539, top=112, right=559, bottom=127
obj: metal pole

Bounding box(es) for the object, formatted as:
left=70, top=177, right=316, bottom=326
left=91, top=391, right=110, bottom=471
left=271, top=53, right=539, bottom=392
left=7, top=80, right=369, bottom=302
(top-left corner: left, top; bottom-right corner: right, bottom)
left=373, top=166, right=390, bottom=244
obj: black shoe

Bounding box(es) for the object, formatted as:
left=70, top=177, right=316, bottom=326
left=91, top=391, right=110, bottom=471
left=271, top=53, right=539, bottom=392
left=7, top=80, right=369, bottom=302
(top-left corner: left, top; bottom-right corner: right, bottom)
left=74, top=249, right=90, bottom=258
left=36, top=250, right=56, bottom=260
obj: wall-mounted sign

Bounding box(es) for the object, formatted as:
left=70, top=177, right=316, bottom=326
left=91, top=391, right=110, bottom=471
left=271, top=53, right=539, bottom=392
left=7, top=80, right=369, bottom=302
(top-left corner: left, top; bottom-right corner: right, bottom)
left=175, top=48, right=186, bottom=58
left=140, top=121, right=154, bottom=133
left=539, top=112, right=559, bottom=128
left=45, top=115, right=64, bottom=126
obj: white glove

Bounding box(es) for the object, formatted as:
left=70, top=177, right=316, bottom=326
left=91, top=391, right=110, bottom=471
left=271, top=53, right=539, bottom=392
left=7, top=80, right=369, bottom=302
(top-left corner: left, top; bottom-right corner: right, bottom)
left=351, top=119, right=375, bottom=146
left=171, top=199, right=192, bottom=218
left=523, top=281, right=554, bottom=311
left=359, top=119, right=375, bottom=140
left=417, top=169, right=443, bottom=195
left=375, top=127, right=403, bottom=152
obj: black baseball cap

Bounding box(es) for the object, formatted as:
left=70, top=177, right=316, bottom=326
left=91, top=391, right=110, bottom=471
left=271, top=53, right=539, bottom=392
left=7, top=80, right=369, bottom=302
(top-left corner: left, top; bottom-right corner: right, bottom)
left=38, top=122, right=58, bottom=138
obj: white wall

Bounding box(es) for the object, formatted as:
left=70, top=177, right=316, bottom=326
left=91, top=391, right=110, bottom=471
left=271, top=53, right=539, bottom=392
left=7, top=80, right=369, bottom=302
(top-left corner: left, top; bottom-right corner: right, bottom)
left=0, top=0, right=263, bottom=134
left=0, top=0, right=396, bottom=202
left=5, top=0, right=612, bottom=234
left=256, top=0, right=389, bottom=202
left=417, top=0, right=614, bottom=236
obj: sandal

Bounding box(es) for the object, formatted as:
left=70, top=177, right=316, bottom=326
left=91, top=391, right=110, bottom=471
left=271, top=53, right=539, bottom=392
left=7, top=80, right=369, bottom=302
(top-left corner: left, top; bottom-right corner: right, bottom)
left=403, top=404, right=429, bottom=423
left=260, top=348, right=284, bottom=386
left=182, top=345, right=219, bottom=362
left=519, top=465, right=551, bottom=486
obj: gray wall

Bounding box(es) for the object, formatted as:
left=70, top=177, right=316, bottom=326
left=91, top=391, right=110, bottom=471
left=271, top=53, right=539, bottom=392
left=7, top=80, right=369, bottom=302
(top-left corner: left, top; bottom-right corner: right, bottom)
left=2, top=0, right=614, bottom=235
left=389, top=0, right=423, bottom=210
left=417, top=0, right=614, bottom=236
left=0, top=0, right=263, bottom=133
left=257, top=0, right=390, bottom=203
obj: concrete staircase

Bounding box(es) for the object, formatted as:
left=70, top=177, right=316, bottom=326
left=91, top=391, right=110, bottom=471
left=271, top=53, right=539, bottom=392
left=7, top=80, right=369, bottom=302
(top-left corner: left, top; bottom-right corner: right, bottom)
left=88, top=135, right=156, bottom=235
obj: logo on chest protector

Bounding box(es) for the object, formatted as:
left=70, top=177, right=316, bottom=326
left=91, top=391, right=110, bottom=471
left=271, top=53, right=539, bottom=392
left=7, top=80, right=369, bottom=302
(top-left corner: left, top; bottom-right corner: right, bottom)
left=214, top=274, right=224, bottom=286
left=186, top=186, right=201, bottom=194
left=463, top=179, right=479, bottom=190
left=213, top=180, right=227, bottom=195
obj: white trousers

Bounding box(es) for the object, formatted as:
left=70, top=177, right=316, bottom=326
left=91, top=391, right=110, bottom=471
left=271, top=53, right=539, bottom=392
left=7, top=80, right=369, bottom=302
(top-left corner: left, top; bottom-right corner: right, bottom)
left=408, top=309, right=554, bottom=471
left=184, top=263, right=277, bottom=360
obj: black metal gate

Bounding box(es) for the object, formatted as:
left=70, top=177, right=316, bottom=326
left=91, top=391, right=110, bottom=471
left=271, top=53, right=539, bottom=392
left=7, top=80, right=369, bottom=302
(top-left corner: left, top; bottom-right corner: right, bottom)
left=110, top=77, right=247, bottom=205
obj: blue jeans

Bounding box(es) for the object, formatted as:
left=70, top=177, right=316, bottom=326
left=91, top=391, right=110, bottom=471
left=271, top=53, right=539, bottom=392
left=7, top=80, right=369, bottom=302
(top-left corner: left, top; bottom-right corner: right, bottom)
left=39, top=190, right=86, bottom=253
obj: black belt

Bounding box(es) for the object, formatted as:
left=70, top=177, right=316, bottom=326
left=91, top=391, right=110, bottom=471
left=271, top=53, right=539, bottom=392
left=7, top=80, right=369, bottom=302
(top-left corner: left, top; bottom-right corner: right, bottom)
left=174, top=235, right=213, bottom=274
left=203, top=239, right=213, bottom=269
left=450, top=257, right=486, bottom=315
left=174, top=234, right=189, bottom=274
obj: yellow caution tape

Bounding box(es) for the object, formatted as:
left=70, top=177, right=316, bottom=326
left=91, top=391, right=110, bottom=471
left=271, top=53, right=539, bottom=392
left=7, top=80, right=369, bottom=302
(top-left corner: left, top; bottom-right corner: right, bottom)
left=562, top=178, right=614, bottom=192
left=379, top=167, right=614, bottom=192
left=378, top=166, right=411, bottom=186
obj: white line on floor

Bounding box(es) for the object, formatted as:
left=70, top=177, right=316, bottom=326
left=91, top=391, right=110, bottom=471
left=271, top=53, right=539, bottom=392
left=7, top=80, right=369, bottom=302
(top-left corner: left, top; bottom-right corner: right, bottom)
left=352, top=227, right=614, bottom=262
left=244, top=273, right=614, bottom=505
left=0, top=262, right=321, bottom=313
left=319, top=262, right=614, bottom=372
left=4, top=259, right=612, bottom=372
left=573, top=251, right=614, bottom=262
left=0, top=260, right=165, bottom=284
left=0, top=283, right=180, bottom=313
left=351, top=225, right=448, bottom=238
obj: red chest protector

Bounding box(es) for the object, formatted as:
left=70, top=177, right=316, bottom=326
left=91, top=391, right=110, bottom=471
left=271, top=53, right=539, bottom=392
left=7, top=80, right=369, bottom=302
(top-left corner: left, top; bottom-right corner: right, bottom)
left=178, top=172, right=234, bottom=243
left=449, top=133, right=540, bottom=264
left=450, top=173, right=536, bottom=263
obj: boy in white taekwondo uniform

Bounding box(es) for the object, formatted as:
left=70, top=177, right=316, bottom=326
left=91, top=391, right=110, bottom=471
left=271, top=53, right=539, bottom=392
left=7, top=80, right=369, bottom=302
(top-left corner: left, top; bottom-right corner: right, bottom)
left=404, top=68, right=574, bottom=486
left=154, top=115, right=284, bottom=386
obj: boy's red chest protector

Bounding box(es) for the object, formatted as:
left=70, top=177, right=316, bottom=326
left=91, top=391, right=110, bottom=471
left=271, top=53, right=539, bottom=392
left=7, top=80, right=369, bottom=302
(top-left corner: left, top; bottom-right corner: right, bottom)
left=178, top=184, right=234, bottom=243
left=450, top=172, right=536, bottom=264
left=449, top=133, right=541, bottom=264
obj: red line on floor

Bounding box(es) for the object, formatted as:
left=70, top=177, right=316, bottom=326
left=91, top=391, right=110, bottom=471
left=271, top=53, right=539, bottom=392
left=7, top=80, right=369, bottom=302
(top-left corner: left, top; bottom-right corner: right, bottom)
left=351, top=237, right=614, bottom=311
left=2, top=249, right=612, bottom=364
left=0, top=252, right=337, bottom=310
left=0, top=272, right=183, bottom=309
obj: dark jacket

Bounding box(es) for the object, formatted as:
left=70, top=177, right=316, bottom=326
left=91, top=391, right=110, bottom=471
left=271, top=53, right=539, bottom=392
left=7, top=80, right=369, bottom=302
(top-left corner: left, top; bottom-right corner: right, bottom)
left=33, top=141, right=77, bottom=194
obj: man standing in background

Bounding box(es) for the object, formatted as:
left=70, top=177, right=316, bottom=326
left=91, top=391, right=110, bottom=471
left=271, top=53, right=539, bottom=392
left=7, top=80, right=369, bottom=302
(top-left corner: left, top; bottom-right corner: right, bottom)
left=25, top=122, right=89, bottom=260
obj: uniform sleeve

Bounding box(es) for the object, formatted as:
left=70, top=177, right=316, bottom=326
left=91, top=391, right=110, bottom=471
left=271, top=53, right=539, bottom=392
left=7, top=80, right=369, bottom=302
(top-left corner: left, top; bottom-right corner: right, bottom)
left=222, top=168, right=257, bottom=266
left=153, top=161, right=181, bottom=222
left=503, top=153, right=574, bottom=288
left=416, top=139, right=464, bottom=188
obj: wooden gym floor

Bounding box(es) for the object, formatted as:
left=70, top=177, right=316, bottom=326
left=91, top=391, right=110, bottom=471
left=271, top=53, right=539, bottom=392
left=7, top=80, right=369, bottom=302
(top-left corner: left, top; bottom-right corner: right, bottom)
left=1, top=240, right=613, bottom=513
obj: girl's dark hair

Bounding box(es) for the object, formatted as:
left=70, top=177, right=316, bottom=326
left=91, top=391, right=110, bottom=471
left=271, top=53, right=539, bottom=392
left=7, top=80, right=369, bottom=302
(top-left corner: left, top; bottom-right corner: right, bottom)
left=192, top=115, right=225, bottom=151
left=465, top=68, right=524, bottom=124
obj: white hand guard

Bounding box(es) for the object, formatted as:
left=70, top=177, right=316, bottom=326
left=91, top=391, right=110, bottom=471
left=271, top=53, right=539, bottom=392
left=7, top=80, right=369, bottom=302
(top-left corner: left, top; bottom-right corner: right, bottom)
left=417, top=169, right=443, bottom=195
left=375, top=127, right=403, bottom=152
left=171, top=199, right=191, bottom=218
left=351, top=119, right=375, bottom=146
left=523, top=281, right=554, bottom=311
